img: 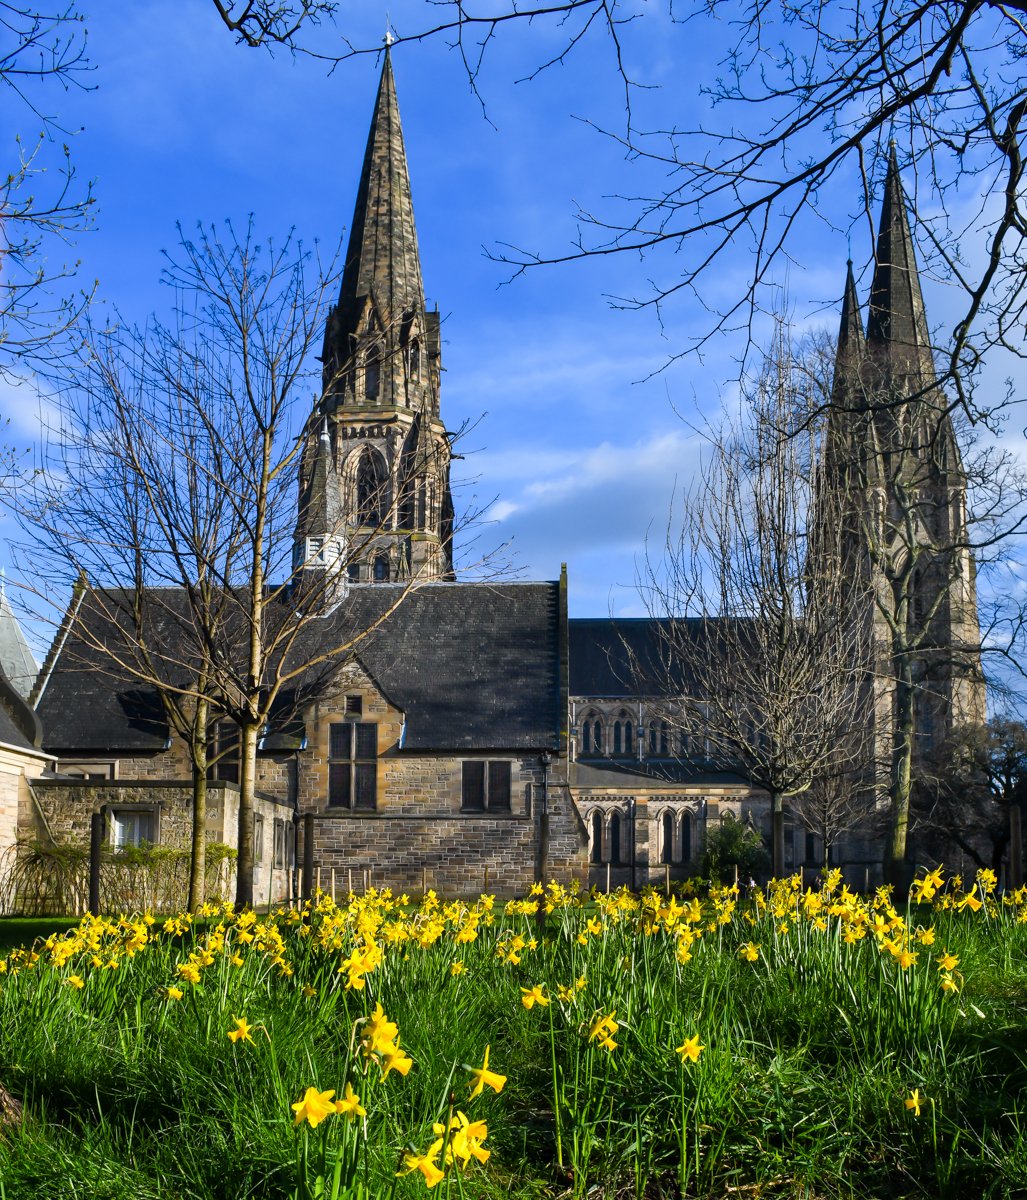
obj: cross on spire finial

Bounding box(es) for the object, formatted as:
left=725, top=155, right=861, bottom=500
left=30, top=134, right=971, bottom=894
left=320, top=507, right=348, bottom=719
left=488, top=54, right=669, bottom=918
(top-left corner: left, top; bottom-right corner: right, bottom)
left=384, top=26, right=394, bottom=47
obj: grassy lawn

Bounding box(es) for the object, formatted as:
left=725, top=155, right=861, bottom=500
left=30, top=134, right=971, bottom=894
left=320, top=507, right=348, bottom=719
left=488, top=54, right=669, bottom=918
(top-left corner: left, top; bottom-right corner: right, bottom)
left=0, top=917, right=82, bottom=953
left=0, top=871, right=1025, bottom=1199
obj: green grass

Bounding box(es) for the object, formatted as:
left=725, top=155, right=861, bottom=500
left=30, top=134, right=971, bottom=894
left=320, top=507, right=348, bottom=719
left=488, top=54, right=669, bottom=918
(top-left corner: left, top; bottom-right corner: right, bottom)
left=0, top=875, right=1025, bottom=1199
left=0, top=917, right=81, bottom=953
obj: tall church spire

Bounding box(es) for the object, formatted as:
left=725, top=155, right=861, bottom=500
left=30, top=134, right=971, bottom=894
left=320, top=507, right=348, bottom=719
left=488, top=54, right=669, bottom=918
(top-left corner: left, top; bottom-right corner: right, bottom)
left=334, top=47, right=426, bottom=346
left=300, top=51, right=454, bottom=586
left=866, top=146, right=935, bottom=384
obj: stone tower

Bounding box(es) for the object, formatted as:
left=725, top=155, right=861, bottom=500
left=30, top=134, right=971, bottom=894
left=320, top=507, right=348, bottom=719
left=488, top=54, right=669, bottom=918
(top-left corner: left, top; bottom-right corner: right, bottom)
left=294, top=48, right=455, bottom=590
left=825, top=147, right=986, bottom=775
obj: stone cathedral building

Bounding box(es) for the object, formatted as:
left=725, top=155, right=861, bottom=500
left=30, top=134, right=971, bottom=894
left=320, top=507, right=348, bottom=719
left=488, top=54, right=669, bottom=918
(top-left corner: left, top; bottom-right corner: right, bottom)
left=0, top=55, right=986, bottom=906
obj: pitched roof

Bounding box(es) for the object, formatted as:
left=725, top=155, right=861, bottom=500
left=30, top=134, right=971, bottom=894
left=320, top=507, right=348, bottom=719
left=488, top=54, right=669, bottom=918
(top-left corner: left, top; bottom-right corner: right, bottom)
left=569, top=618, right=707, bottom=697
left=292, top=582, right=561, bottom=751
left=0, top=585, right=38, bottom=700
left=571, top=759, right=752, bottom=789
left=38, top=582, right=561, bottom=755
left=0, top=660, right=43, bottom=754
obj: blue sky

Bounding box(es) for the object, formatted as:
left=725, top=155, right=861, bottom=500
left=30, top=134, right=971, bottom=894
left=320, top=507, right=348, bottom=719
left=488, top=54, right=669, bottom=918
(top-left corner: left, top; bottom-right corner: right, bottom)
left=4, top=0, right=1025, bottom=654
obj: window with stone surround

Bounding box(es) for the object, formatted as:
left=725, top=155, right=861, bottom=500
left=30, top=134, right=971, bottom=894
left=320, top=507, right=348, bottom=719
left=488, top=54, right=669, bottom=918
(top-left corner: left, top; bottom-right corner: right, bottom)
left=254, top=814, right=265, bottom=863
left=110, top=807, right=158, bottom=850
left=207, top=720, right=240, bottom=784
left=328, top=722, right=378, bottom=809
left=460, top=761, right=512, bottom=812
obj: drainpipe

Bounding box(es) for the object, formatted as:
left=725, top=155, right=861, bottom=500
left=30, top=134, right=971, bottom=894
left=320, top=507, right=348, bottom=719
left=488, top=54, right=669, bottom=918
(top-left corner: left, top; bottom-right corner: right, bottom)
left=535, top=750, right=551, bottom=886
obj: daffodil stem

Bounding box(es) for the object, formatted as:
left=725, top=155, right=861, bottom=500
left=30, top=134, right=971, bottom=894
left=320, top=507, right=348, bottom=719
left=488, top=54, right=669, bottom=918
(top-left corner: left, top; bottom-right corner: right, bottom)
left=548, top=997, right=563, bottom=1169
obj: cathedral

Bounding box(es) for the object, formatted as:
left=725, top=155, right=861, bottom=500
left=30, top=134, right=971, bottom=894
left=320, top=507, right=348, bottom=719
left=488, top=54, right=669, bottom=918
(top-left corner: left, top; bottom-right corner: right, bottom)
left=0, top=53, right=986, bottom=906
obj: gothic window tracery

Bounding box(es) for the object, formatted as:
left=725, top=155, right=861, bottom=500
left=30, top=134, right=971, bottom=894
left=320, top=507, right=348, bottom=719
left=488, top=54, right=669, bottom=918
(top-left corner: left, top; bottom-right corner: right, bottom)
left=356, top=449, right=388, bottom=527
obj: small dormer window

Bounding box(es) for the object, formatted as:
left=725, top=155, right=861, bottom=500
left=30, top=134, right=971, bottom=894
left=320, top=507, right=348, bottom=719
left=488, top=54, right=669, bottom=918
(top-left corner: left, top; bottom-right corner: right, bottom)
left=303, top=536, right=343, bottom=571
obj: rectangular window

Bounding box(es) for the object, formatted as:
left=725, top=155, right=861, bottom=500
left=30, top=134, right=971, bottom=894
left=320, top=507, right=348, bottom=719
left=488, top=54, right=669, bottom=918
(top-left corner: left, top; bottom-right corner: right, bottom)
left=207, top=720, right=240, bottom=784
left=462, top=761, right=485, bottom=811
left=111, top=809, right=156, bottom=850
left=254, top=814, right=265, bottom=863
left=327, top=722, right=378, bottom=809
left=461, top=761, right=512, bottom=812
left=345, top=695, right=363, bottom=717
left=273, top=818, right=286, bottom=869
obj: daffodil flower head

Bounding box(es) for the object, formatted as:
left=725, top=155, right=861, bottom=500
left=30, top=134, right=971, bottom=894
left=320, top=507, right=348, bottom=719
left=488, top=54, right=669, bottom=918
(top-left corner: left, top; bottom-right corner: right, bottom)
left=676, top=1034, right=704, bottom=1063
left=334, top=1081, right=366, bottom=1121
left=291, top=1086, right=337, bottom=1128
left=466, top=1044, right=507, bottom=1098
left=905, top=1088, right=925, bottom=1116
left=397, top=1140, right=446, bottom=1189
left=228, top=1015, right=254, bottom=1044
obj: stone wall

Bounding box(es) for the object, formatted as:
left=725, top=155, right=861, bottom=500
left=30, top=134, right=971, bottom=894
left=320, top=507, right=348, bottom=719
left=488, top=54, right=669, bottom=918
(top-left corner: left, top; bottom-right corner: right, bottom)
left=19, top=779, right=293, bottom=912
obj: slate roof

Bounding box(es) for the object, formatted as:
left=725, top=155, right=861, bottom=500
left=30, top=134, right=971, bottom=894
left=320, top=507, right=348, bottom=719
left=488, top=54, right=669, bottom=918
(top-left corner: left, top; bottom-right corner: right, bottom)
left=569, top=618, right=710, bottom=697
left=37, top=582, right=561, bottom=755
left=0, top=586, right=38, bottom=699
left=571, top=759, right=752, bottom=790
left=0, top=661, right=43, bottom=754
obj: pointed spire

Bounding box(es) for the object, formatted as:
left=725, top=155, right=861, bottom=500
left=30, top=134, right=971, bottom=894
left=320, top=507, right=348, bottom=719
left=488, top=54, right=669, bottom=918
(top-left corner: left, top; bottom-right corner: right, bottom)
left=297, top=420, right=344, bottom=542
left=866, top=145, right=934, bottom=381
left=335, top=48, right=425, bottom=333
left=838, top=260, right=864, bottom=353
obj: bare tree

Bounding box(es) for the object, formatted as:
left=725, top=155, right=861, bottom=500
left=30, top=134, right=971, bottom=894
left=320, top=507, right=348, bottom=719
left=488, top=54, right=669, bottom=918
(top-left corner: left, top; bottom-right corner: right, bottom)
left=11, top=220, right=463, bottom=908
left=643, top=326, right=874, bottom=877
left=1, top=3, right=96, bottom=379
left=917, top=718, right=1027, bottom=886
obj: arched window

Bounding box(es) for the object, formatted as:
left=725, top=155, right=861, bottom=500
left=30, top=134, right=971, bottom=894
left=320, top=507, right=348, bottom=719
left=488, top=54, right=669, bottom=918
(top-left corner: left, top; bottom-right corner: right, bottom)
left=373, top=555, right=389, bottom=581
left=409, top=339, right=420, bottom=380
left=608, top=813, right=622, bottom=865
left=681, top=815, right=692, bottom=864
left=613, top=712, right=633, bottom=758
left=581, top=715, right=603, bottom=756
left=356, top=450, right=387, bottom=527
left=364, top=345, right=381, bottom=400
left=661, top=811, right=675, bottom=864
left=590, top=812, right=603, bottom=864
left=613, top=722, right=622, bottom=755
left=659, top=721, right=669, bottom=756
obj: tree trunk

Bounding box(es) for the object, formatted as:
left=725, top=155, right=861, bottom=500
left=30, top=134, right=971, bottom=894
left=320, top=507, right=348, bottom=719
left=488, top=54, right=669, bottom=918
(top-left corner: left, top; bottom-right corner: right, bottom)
left=885, top=668, right=916, bottom=891
left=186, top=696, right=209, bottom=912
left=235, top=720, right=260, bottom=909
left=188, top=760, right=208, bottom=912
left=771, top=792, right=784, bottom=878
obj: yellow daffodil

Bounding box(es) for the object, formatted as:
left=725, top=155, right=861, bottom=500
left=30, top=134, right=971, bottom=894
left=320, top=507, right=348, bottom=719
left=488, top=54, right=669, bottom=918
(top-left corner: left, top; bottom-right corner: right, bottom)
left=450, top=961, right=465, bottom=976
left=228, top=1016, right=254, bottom=1044
left=380, top=1041, right=414, bottom=1080
left=676, top=1035, right=704, bottom=1063
left=166, top=985, right=184, bottom=1001
left=334, top=1082, right=366, bottom=1121
left=397, top=1141, right=446, bottom=1189
left=905, top=1088, right=924, bottom=1116
left=466, top=1044, right=507, bottom=1098
left=520, top=984, right=549, bottom=1010
left=589, top=1011, right=618, bottom=1052
left=302, top=984, right=317, bottom=997
left=740, top=942, right=760, bottom=962
left=66, top=974, right=84, bottom=989
left=940, top=972, right=960, bottom=994
left=937, top=950, right=958, bottom=971
left=291, top=1086, right=337, bottom=1128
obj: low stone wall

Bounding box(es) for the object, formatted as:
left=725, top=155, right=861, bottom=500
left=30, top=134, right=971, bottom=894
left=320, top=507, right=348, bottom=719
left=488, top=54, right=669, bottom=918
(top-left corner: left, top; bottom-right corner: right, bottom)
left=12, top=779, right=293, bottom=914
